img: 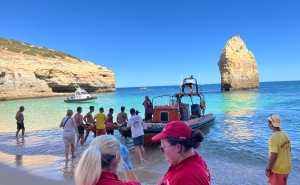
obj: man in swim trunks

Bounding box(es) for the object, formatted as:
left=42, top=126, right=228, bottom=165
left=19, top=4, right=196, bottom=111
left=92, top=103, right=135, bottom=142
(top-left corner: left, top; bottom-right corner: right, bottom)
left=106, top=108, right=114, bottom=135
left=15, top=106, right=25, bottom=137
left=83, top=106, right=95, bottom=142
left=117, top=106, right=129, bottom=139
left=74, top=107, right=84, bottom=145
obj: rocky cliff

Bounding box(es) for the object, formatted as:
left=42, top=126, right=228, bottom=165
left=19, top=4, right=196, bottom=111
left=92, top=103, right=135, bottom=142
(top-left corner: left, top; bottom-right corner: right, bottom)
left=217, top=36, right=259, bottom=91
left=0, top=38, right=115, bottom=101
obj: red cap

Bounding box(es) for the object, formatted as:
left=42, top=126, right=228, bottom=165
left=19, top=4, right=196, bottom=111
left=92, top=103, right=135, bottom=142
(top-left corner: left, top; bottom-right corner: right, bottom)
left=152, top=121, right=192, bottom=141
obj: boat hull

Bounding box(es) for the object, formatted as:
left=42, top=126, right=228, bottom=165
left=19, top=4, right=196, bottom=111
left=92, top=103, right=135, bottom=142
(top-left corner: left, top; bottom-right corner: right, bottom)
left=64, top=96, right=97, bottom=103
left=143, top=113, right=216, bottom=145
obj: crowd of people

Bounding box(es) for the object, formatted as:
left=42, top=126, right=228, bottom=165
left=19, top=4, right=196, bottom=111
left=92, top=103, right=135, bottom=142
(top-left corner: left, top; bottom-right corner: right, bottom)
left=14, top=96, right=292, bottom=185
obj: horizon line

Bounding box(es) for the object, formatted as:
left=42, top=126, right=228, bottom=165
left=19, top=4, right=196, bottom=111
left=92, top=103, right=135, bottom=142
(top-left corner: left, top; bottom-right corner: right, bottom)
left=116, top=80, right=300, bottom=88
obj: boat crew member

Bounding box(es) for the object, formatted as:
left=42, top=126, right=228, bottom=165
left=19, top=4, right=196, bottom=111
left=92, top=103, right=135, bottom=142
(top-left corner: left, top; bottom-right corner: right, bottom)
left=142, top=96, right=153, bottom=123
left=175, top=100, right=186, bottom=121
left=84, top=106, right=96, bottom=141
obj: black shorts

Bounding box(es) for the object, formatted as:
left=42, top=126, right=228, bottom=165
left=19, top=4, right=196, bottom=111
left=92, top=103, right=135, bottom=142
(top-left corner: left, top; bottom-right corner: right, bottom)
left=145, top=113, right=152, bottom=121
left=77, top=125, right=84, bottom=135
left=106, top=129, right=114, bottom=135
left=17, top=122, right=25, bottom=130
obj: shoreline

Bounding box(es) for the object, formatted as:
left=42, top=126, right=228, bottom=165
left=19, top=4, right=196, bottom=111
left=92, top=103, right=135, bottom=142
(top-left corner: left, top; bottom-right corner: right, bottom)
left=0, top=162, right=74, bottom=185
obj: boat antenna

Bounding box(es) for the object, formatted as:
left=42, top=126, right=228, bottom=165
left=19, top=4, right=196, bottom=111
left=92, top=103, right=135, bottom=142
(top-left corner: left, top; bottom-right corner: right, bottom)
left=180, top=74, right=182, bottom=91
left=199, top=73, right=203, bottom=94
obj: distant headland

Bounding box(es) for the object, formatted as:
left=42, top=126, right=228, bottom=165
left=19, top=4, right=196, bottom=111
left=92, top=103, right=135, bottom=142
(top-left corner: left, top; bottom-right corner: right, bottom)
left=0, top=37, right=116, bottom=101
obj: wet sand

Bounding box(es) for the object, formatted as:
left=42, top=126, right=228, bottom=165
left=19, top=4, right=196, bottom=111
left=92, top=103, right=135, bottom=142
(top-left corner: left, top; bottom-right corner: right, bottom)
left=0, top=162, right=74, bottom=185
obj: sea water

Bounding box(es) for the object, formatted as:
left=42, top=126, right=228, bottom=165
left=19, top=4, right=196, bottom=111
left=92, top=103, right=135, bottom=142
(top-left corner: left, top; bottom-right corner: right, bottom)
left=0, top=81, right=299, bottom=184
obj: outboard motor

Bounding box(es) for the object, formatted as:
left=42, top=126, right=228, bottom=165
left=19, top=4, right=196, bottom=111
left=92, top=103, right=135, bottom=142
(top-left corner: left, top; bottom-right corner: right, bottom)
left=191, top=104, right=201, bottom=116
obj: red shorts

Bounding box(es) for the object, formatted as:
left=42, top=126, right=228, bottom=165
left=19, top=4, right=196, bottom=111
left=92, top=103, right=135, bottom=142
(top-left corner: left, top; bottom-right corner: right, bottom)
left=96, top=129, right=106, bottom=136
left=268, top=172, right=289, bottom=185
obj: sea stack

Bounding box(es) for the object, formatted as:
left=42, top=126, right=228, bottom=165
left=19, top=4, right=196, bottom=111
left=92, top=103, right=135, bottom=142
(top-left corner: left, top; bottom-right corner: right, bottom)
left=217, top=36, right=259, bottom=91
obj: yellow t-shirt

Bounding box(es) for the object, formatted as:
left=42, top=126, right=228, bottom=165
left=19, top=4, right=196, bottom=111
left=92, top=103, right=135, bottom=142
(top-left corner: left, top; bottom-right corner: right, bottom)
left=268, top=131, right=291, bottom=174
left=94, top=112, right=106, bottom=129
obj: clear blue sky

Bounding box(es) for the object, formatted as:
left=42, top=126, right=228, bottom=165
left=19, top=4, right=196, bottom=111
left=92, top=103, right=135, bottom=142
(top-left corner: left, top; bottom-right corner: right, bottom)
left=1, top=1, right=299, bottom=87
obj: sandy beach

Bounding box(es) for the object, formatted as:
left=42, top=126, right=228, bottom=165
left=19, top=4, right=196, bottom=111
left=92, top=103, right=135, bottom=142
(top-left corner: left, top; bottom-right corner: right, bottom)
left=0, top=162, right=74, bottom=185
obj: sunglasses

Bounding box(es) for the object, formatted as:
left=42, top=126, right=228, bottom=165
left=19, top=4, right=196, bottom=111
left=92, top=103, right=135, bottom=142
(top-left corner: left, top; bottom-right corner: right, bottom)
left=159, top=143, right=172, bottom=153
left=269, top=114, right=274, bottom=123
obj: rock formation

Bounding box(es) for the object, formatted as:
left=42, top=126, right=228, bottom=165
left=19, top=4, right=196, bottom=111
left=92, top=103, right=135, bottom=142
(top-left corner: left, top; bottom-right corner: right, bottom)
left=217, top=36, right=259, bottom=91
left=0, top=42, right=115, bottom=101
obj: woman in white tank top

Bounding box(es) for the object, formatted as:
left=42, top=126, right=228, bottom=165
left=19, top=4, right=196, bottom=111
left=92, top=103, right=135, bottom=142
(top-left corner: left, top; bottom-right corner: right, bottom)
left=59, top=109, right=79, bottom=160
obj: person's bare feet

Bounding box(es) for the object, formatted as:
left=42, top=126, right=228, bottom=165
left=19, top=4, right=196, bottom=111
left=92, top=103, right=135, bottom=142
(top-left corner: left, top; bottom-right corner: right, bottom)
left=140, top=158, right=144, bottom=163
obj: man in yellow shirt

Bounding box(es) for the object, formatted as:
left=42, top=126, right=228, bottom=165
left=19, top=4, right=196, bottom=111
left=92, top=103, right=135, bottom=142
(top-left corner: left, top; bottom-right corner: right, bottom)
left=265, top=114, right=291, bottom=185
left=94, top=107, right=107, bottom=136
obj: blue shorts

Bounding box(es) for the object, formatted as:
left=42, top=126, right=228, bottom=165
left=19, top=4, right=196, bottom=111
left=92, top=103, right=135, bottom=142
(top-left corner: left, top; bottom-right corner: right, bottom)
left=132, top=135, right=144, bottom=146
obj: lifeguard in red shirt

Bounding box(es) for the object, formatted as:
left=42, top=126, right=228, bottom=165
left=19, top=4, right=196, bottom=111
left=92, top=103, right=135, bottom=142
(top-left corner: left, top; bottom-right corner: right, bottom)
left=152, top=121, right=211, bottom=185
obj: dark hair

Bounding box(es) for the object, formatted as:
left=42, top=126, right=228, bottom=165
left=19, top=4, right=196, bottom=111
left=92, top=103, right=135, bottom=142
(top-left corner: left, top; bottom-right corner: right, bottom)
left=20, top=106, right=24, bottom=109
left=121, top=106, right=125, bottom=111
left=77, top=107, right=82, bottom=112
left=100, top=107, right=104, bottom=111
left=89, top=106, right=94, bottom=110
left=130, top=108, right=135, bottom=114
left=165, top=130, right=204, bottom=152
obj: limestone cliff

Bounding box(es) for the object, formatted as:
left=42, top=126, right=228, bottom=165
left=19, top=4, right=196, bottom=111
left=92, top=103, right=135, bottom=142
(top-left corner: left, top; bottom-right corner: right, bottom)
left=0, top=38, right=115, bottom=101
left=217, top=36, right=259, bottom=91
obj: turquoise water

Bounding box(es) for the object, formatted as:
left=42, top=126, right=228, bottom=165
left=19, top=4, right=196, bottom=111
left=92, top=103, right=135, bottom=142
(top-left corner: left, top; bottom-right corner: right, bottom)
left=0, top=81, right=299, bottom=184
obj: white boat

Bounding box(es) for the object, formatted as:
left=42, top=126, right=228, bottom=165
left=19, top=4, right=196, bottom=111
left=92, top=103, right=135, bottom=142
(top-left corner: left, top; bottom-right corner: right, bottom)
left=140, top=87, right=147, bottom=90
left=64, top=84, right=97, bottom=103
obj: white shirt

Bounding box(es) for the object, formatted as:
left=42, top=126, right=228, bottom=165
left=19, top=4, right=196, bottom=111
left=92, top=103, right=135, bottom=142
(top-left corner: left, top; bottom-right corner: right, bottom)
left=127, top=115, right=144, bottom=138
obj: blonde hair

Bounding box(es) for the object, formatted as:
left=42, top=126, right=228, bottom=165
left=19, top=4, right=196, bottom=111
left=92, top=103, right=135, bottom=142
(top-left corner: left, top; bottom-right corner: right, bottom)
left=75, top=135, right=122, bottom=185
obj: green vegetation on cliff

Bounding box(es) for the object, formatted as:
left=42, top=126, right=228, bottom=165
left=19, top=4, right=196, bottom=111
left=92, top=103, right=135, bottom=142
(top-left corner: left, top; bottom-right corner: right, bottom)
left=0, top=37, right=80, bottom=61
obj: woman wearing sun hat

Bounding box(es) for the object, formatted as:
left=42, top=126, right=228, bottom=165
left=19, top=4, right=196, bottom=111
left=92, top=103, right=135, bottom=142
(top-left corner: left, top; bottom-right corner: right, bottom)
left=152, top=120, right=210, bottom=185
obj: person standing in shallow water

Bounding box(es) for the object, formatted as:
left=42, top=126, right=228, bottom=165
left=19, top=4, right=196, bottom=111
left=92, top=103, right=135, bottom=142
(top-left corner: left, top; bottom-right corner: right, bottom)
left=84, top=106, right=95, bottom=141
left=117, top=106, right=128, bottom=125
left=106, top=108, right=114, bottom=135
left=74, top=107, right=85, bottom=145
left=59, top=109, right=79, bottom=161
left=123, top=108, right=145, bottom=163
left=265, top=114, right=291, bottom=185
left=94, top=107, right=107, bottom=136
left=152, top=120, right=211, bottom=185
left=15, top=106, right=25, bottom=137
